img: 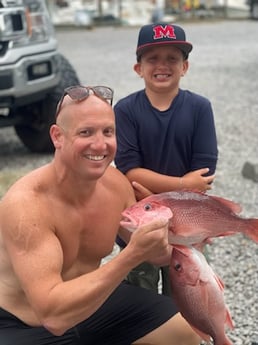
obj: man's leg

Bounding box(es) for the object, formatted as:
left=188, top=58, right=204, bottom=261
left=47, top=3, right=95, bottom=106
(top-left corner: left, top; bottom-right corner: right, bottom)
left=133, top=313, right=201, bottom=345
left=0, top=307, right=78, bottom=345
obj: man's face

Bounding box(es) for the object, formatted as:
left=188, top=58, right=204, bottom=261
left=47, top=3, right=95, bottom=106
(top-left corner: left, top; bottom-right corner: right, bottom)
left=56, top=95, right=117, bottom=181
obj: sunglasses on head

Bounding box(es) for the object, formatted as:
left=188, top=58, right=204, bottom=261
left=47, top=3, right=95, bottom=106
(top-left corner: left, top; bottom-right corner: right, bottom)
left=55, top=85, right=114, bottom=119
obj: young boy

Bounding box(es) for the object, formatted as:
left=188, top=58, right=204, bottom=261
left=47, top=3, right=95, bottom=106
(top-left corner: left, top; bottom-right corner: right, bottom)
left=114, top=23, right=218, bottom=296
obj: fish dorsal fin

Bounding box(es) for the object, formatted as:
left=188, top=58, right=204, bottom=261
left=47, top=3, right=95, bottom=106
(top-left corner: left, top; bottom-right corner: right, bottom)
left=211, top=195, right=242, bottom=214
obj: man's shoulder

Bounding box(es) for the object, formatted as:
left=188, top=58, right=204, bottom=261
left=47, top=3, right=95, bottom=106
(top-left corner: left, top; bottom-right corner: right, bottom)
left=103, top=166, right=134, bottom=199
left=104, top=165, right=129, bottom=185
left=0, top=165, right=49, bottom=207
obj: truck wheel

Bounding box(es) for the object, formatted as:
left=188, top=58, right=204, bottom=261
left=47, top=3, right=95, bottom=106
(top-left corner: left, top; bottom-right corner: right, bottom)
left=15, top=54, right=80, bottom=153
left=251, top=0, right=258, bottom=19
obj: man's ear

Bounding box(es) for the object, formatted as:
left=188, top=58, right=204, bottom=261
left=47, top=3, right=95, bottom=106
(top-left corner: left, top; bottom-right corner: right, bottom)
left=134, top=63, right=143, bottom=77
left=49, top=124, right=63, bottom=149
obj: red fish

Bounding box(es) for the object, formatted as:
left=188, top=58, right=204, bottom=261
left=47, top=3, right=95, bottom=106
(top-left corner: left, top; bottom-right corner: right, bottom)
left=170, top=246, right=234, bottom=345
left=120, top=191, right=258, bottom=246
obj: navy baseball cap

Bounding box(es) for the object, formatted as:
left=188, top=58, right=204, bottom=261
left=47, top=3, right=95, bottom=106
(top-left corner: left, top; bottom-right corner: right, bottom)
left=136, top=23, right=193, bottom=61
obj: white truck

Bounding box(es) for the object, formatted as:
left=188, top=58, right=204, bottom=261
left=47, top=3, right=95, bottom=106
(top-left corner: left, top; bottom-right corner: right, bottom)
left=0, top=0, right=79, bottom=152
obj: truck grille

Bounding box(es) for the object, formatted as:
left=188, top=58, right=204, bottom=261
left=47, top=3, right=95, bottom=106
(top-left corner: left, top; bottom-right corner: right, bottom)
left=0, top=1, right=23, bottom=7
left=0, top=72, right=13, bottom=89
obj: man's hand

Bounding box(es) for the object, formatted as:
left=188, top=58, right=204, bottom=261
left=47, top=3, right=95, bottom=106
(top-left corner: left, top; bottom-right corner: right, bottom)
left=128, top=217, right=171, bottom=266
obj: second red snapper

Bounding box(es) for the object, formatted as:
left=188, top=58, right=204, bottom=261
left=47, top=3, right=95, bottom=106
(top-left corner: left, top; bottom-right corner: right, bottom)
left=170, top=246, right=234, bottom=345
left=120, top=191, right=258, bottom=246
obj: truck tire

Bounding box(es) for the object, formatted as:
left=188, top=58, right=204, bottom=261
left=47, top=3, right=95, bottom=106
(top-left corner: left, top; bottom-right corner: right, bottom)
left=250, top=0, right=258, bottom=19
left=14, top=54, right=80, bottom=153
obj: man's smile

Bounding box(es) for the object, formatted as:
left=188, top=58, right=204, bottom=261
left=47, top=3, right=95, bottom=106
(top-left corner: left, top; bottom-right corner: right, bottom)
left=86, top=155, right=105, bottom=161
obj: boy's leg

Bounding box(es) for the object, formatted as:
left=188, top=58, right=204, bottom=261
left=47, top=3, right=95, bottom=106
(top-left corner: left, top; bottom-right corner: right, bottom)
left=161, top=265, right=173, bottom=296
left=126, top=262, right=160, bottom=292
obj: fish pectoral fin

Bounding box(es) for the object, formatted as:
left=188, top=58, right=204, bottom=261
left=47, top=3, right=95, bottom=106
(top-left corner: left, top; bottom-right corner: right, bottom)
left=199, top=277, right=210, bottom=285
left=213, top=273, right=225, bottom=291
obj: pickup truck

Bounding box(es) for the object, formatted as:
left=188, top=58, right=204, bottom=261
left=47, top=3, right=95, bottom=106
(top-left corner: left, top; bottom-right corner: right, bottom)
left=0, top=0, right=80, bottom=152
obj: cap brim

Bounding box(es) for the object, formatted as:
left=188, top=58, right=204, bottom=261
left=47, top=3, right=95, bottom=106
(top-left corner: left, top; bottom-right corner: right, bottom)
left=136, top=41, right=193, bottom=58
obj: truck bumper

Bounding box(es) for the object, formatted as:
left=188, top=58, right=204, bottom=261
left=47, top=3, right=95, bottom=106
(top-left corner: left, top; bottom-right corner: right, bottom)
left=0, top=50, right=61, bottom=108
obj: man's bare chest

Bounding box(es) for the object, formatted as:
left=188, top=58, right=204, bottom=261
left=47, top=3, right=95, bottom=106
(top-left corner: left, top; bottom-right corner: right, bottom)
left=55, top=205, right=121, bottom=272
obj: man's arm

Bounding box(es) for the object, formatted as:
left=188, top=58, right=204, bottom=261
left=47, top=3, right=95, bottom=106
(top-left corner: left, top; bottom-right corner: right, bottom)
left=1, top=193, right=170, bottom=336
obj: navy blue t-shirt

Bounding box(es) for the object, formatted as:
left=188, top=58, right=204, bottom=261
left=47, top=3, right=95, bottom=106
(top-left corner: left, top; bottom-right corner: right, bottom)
left=114, top=89, right=218, bottom=176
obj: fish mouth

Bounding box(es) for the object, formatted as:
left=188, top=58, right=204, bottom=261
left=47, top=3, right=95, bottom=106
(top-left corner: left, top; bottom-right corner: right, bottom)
left=120, top=213, right=138, bottom=232
left=120, top=211, right=138, bottom=231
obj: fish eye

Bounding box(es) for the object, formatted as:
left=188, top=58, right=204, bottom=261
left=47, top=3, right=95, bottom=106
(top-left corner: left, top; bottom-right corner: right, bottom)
left=144, top=203, right=152, bottom=211
left=174, top=263, right=181, bottom=271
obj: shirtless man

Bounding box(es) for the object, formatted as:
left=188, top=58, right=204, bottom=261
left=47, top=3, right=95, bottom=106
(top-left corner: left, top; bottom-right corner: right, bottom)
left=0, top=86, right=200, bottom=345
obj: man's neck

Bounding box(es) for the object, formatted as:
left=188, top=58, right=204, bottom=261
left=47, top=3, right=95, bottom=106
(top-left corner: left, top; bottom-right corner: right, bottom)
left=50, top=161, right=98, bottom=206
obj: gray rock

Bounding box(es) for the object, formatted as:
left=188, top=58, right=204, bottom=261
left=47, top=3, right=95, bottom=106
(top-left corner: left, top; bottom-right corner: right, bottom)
left=242, top=162, right=258, bottom=183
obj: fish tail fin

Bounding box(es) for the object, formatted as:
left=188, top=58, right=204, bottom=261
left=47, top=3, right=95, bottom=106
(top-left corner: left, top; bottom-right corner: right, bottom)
left=245, top=219, right=258, bottom=243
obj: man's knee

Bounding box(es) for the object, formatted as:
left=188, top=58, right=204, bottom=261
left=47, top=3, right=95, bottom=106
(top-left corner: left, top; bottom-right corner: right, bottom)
left=133, top=312, right=201, bottom=345
left=167, top=313, right=201, bottom=345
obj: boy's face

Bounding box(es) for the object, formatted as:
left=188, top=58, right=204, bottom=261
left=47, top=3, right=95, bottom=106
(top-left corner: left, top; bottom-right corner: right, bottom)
left=134, top=45, right=189, bottom=92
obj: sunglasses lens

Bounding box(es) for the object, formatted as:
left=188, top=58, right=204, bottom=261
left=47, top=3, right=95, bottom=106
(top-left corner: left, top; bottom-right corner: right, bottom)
left=93, top=86, right=113, bottom=100
left=65, top=86, right=90, bottom=101
left=56, top=86, right=113, bottom=118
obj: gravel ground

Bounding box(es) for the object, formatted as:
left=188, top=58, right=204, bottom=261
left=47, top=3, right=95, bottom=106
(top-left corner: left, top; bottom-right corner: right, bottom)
left=0, top=19, right=257, bottom=344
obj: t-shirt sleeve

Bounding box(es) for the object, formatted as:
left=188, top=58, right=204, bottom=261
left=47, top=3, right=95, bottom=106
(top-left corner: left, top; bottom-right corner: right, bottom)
left=114, top=101, right=143, bottom=174
left=191, top=99, right=218, bottom=175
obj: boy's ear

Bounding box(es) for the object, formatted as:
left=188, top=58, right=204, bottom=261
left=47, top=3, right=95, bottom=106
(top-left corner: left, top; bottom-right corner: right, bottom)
left=134, top=63, right=142, bottom=77
left=183, top=59, right=189, bottom=75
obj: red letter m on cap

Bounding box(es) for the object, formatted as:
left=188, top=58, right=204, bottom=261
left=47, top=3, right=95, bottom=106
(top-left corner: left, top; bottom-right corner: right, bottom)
left=153, top=25, right=176, bottom=40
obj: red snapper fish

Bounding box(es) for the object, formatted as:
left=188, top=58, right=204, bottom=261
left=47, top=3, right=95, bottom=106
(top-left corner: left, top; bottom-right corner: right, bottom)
left=120, top=191, right=258, bottom=246
left=170, top=246, right=234, bottom=345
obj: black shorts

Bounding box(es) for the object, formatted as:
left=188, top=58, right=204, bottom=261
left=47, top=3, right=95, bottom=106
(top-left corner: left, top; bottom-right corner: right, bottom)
left=0, top=281, right=178, bottom=345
